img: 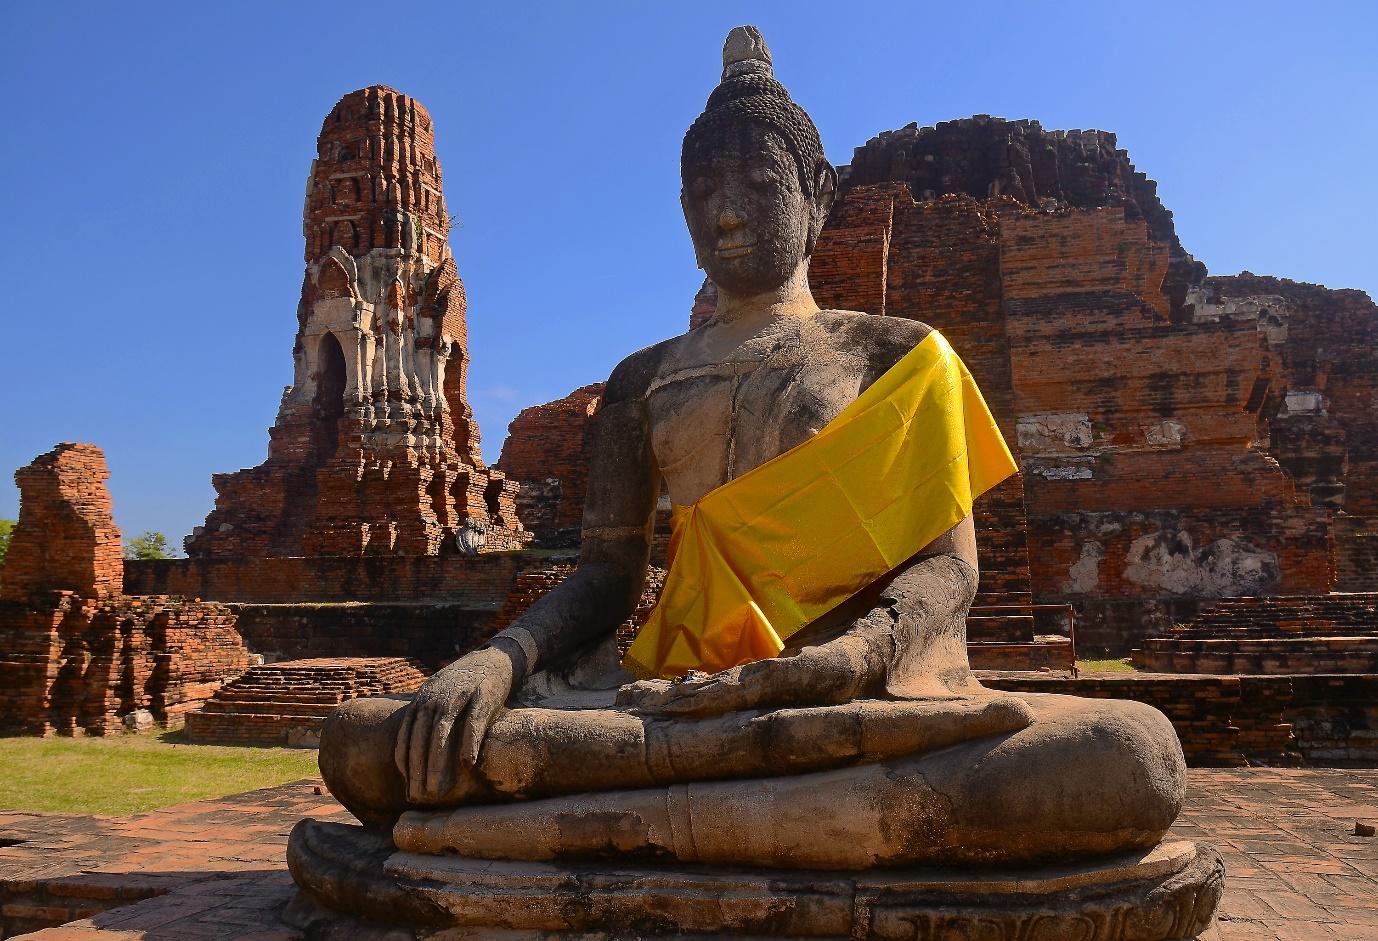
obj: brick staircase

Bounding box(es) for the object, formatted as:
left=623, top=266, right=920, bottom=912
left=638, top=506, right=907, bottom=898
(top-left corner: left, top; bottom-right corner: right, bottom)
left=966, top=590, right=1075, bottom=670
left=185, top=657, right=427, bottom=746
left=1133, top=593, right=1378, bottom=673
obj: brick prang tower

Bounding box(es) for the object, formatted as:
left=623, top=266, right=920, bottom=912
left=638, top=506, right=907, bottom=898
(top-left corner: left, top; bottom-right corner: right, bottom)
left=188, top=86, right=529, bottom=558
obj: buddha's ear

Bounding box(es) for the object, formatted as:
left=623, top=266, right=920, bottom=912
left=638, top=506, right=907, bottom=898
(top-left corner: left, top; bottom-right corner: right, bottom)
left=806, top=160, right=837, bottom=254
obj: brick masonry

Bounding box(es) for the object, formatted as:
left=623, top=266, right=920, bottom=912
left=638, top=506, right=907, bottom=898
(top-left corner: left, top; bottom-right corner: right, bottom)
left=185, top=86, right=528, bottom=559
left=982, top=671, right=1378, bottom=767
left=1, top=445, right=122, bottom=603
left=0, top=446, right=254, bottom=735
left=1135, top=594, right=1378, bottom=674
left=496, top=384, right=605, bottom=548
left=185, top=657, right=427, bottom=747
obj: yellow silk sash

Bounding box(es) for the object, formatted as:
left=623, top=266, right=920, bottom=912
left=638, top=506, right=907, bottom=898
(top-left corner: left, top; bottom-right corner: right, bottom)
left=622, top=329, right=1018, bottom=680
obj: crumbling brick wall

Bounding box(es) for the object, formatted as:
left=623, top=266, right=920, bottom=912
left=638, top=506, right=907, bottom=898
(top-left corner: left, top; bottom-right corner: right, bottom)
left=1, top=444, right=123, bottom=602
left=0, top=445, right=253, bottom=734
left=497, top=384, right=605, bottom=547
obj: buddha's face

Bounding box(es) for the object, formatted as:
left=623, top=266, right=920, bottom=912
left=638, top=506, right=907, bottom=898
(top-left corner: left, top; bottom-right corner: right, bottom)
left=682, top=123, right=826, bottom=295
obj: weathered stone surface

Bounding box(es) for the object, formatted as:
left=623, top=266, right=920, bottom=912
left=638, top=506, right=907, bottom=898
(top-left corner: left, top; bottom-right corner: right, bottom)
left=286, top=819, right=1223, bottom=940
left=187, top=86, right=528, bottom=559
left=304, top=33, right=1207, bottom=941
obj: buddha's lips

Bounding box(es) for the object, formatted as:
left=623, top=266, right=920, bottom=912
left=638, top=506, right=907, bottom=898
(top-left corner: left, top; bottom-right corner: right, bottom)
left=716, top=243, right=755, bottom=258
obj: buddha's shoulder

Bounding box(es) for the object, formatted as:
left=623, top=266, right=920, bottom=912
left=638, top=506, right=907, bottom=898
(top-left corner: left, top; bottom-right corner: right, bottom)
left=813, top=309, right=935, bottom=363
left=602, top=334, right=686, bottom=405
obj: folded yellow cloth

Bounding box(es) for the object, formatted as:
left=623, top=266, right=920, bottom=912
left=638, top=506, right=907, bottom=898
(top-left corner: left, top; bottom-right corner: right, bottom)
left=623, top=329, right=1018, bottom=680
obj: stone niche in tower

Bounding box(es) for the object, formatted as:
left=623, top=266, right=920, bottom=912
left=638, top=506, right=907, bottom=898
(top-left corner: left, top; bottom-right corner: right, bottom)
left=187, top=86, right=528, bottom=558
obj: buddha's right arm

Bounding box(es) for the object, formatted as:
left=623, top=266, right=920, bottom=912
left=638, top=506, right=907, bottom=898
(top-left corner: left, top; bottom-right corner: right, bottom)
left=489, top=386, right=661, bottom=681
left=396, top=358, right=660, bottom=803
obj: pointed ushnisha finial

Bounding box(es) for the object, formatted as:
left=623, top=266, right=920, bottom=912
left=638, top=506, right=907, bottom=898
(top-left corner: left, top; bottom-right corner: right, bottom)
left=722, top=25, right=772, bottom=80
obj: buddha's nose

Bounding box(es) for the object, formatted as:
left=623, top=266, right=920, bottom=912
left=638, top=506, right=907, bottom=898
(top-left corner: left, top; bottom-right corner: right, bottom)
left=717, top=206, right=745, bottom=232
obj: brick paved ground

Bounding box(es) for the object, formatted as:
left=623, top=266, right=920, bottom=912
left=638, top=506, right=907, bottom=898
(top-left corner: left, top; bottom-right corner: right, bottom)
left=2, top=769, right=1374, bottom=940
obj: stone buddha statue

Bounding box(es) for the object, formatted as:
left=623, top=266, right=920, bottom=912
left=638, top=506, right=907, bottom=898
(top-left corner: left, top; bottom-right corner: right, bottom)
left=290, top=26, right=1222, bottom=940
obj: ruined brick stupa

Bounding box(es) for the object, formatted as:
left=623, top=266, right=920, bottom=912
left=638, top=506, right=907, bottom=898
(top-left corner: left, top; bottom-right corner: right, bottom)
left=188, top=86, right=528, bottom=558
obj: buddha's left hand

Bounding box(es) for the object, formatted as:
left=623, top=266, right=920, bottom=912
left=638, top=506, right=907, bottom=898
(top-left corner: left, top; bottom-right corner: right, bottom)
left=622, top=638, right=871, bottom=717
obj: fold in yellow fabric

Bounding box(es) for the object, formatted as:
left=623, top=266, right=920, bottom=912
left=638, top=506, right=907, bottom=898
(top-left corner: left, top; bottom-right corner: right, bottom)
left=622, top=329, right=1018, bottom=681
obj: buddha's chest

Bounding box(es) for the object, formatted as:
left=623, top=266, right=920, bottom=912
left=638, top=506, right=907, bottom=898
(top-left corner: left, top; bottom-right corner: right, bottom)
left=646, top=355, right=868, bottom=504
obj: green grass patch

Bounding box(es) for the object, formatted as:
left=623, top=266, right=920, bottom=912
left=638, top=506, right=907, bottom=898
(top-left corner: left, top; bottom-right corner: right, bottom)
left=0, top=732, right=320, bottom=815
left=1076, top=658, right=1137, bottom=673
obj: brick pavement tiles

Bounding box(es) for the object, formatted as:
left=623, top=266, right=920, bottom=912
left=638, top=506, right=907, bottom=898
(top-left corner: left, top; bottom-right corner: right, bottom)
left=1, top=769, right=1374, bottom=940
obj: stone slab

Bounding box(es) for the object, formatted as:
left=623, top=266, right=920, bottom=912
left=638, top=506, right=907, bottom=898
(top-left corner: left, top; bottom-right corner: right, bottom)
left=286, top=818, right=1223, bottom=939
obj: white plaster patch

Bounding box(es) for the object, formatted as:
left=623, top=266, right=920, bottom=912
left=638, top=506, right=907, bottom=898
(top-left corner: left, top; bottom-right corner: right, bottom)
left=1280, top=391, right=1325, bottom=417
left=1144, top=419, right=1186, bottom=448
left=1184, top=286, right=1291, bottom=345
left=1062, top=541, right=1105, bottom=595
left=1017, top=412, right=1093, bottom=453
left=1031, top=465, right=1094, bottom=480
left=1123, top=530, right=1279, bottom=596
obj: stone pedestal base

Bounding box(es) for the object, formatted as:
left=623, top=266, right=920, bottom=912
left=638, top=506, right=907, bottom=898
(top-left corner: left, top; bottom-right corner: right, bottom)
left=285, top=818, right=1223, bottom=940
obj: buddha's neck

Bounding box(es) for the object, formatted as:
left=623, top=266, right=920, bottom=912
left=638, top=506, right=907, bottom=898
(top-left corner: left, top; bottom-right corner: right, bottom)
left=709, top=267, right=819, bottom=337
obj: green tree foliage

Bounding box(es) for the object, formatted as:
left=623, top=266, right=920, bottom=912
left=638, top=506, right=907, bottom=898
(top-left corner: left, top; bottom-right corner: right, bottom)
left=0, top=518, right=13, bottom=570
left=124, top=531, right=176, bottom=561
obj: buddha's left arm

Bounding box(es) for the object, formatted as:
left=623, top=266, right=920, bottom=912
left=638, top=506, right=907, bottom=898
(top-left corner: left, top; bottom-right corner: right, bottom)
left=633, top=514, right=980, bottom=717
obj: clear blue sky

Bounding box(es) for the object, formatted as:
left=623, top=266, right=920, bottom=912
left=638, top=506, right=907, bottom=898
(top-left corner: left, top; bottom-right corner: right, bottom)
left=3, top=1, right=1374, bottom=547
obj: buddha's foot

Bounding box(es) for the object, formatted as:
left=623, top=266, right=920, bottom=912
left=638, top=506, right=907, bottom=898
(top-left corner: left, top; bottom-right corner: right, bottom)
left=286, top=818, right=1224, bottom=940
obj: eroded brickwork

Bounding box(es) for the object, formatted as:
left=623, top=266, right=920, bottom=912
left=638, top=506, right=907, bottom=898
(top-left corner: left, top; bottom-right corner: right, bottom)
left=1, top=444, right=122, bottom=602
left=186, top=657, right=427, bottom=746
left=0, top=446, right=252, bottom=735
left=1191, top=274, right=1378, bottom=592
left=843, top=116, right=1206, bottom=311
left=983, top=672, right=1378, bottom=766
left=496, top=384, right=605, bottom=547
left=187, top=86, right=527, bottom=559
left=1134, top=594, right=1378, bottom=674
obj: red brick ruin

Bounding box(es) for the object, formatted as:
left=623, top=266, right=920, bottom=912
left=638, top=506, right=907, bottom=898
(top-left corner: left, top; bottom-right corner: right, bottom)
left=0, top=445, right=252, bottom=734
left=187, top=85, right=527, bottom=559
left=4, top=101, right=1375, bottom=761
left=496, top=384, right=606, bottom=548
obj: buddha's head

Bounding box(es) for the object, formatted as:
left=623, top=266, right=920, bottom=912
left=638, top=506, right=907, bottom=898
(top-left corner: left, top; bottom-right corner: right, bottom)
left=682, top=26, right=837, bottom=296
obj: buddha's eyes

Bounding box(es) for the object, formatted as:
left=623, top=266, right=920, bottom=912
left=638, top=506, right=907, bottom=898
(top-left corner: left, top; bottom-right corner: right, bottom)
left=749, top=167, right=781, bottom=186
left=689, top=177, right=716, bottom=199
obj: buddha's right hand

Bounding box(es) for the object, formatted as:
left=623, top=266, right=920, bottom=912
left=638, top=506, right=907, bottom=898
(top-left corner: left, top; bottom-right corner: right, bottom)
left=394, top=645, right=516, bottom=804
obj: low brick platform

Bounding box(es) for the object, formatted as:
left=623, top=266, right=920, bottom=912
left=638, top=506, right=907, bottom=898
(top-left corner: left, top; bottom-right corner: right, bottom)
left=184, top=658, right=427, bottom=747
left=982, top=671, right=1378, bottom=766
left=1136, top=594, right=1378, bottom=674
left=2, top=769, right=1375, bottom=940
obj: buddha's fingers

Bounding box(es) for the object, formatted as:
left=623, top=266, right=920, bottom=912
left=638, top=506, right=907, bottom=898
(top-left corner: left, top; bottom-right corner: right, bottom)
left=423, top=703, right=463, bottom=799
left=393, top=704, right=416, bottom=780
left=458, top=689, right=499, bottom=770
left=407, top=701, right=439, bottom=803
